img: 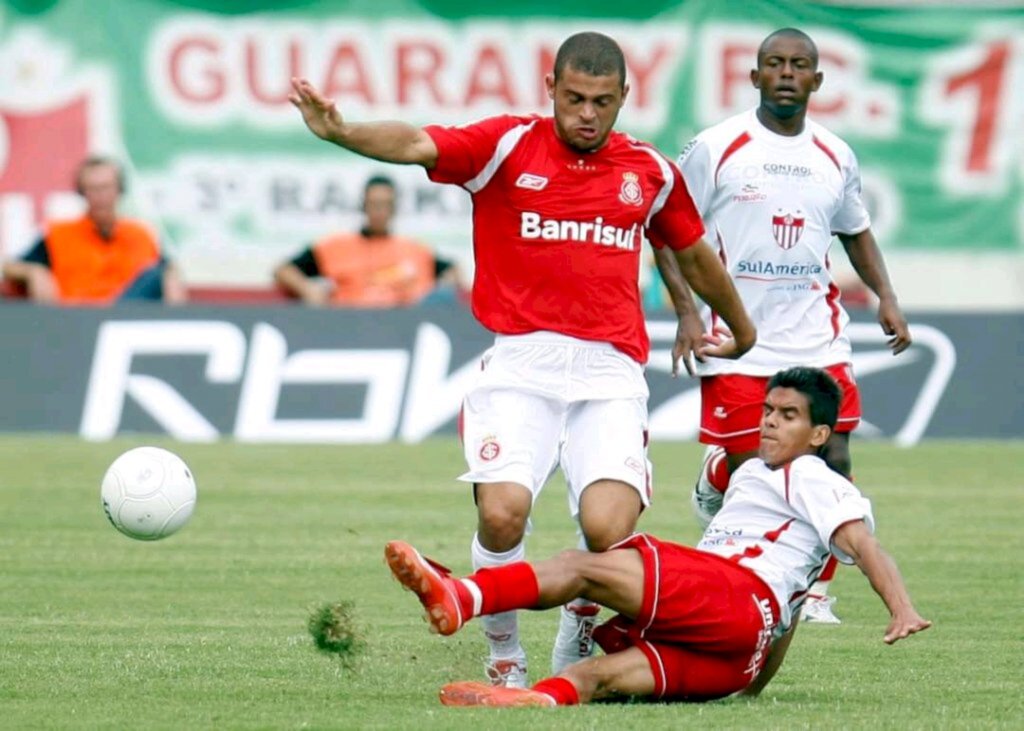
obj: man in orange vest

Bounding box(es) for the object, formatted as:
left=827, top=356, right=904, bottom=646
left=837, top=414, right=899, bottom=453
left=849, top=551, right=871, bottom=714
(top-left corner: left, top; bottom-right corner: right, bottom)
left=273, top=175, right=463, bottom=307
left=2, top=156, right=187, bottom=305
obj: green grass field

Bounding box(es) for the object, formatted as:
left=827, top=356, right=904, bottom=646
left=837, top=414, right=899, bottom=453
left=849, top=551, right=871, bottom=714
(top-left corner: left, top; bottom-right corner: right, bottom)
left=1, top=437, right=1022, bottom=729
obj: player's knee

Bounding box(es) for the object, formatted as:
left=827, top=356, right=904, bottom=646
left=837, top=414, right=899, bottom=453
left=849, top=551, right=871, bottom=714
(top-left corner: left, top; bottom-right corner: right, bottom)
left=578, top=483, right=641, bottom=551
left=476, top=502, right=529, bottom=550
left=580, top=506, right=638, bottom=551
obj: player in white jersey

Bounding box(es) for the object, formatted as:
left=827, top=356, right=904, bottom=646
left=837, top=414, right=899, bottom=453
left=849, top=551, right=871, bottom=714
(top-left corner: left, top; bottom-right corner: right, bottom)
left=664, top=28, right=912, bottom=622
left=384, top=366, right=931, bottom=706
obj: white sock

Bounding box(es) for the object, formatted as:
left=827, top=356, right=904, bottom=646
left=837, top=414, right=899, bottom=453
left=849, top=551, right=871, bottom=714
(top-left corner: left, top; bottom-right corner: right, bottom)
left=472, top=533, right=525, bottom=659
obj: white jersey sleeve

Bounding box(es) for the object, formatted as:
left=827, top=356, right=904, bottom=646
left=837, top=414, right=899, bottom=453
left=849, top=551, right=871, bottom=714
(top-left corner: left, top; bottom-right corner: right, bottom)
left=788, top=457, right=875, bottom=564
left=676, top=136, right=715, bottom=219
left=821, top=132, right=871, bottom=236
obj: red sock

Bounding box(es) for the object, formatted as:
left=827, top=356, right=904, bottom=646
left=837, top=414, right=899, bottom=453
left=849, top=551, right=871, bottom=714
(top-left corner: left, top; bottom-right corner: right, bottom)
left=706, top=449, right=731, bottom=493
left=532, top=677, right=580, bottom=705
left=466, top=562, right=540, bottom=615
left=818, top=554, right=838, bottom=582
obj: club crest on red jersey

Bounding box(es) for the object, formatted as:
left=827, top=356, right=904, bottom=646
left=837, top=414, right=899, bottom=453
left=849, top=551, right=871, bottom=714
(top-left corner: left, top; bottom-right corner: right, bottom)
left=771, top=210, right=805, bottom=250
left=618, top=172, right=643, bottom=206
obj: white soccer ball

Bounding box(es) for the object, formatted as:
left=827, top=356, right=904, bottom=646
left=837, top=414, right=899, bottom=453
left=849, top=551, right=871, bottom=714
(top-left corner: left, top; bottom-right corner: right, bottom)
left=101, top=447, right=197, bottom=540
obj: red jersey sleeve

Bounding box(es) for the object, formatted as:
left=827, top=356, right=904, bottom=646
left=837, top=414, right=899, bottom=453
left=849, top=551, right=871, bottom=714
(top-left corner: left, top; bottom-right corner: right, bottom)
left=646, top=159, right=705, bottom=251
left=424, top=115, right=537, bottom=186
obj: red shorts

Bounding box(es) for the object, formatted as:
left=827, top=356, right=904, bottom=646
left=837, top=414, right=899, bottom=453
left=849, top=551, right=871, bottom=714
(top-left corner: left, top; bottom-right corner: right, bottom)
left=700, top=363, right=861, bottom=453
left=593, top=534, right=780, bottom=701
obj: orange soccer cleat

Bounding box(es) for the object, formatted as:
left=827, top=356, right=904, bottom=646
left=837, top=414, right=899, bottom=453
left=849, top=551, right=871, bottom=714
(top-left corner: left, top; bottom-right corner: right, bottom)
left=439, top=681, right=556, bottom=708
left=385, top=540, right=466, bottom=635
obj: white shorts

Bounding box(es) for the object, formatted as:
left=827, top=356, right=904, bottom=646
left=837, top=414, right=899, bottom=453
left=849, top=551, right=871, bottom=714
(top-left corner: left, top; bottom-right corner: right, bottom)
left=459, top=332, right=652, bottom=517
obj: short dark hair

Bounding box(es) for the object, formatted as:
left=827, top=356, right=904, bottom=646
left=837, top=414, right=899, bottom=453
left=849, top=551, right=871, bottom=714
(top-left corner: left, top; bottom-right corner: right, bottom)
left=554, top=32, right=626, bottom=87
left=75, top=155, right=125, bottom=195
left=363, top=174, right=395, bottom=195
left=766, top=366, right=841, bottom=430
left=757, top=27, right=819, bottom=70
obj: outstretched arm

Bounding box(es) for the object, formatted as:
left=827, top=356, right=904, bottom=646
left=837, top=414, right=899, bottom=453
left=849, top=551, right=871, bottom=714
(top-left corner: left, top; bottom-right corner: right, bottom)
left=673, top=239, right=756, bottom=360
left=833, top=520, right=932, bottom=644
left=653, top=246, right=704, bottom=377
left=838, top=229, right=910, bottom=355
left=289, top=77, right=439, bottom=168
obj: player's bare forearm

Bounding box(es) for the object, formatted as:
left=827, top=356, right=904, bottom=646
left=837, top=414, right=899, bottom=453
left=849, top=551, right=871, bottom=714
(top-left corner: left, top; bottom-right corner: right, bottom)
left=833, top=521, right=932, bottom=644
left=289, top=77, right=438, bottom=167
left=653, top=246, right=704, bottom=376
left=740, top=617, right=799, bottom=697
left=329, top=120, right=439, bottom=167
left=654, top=246, right=698, bottom=317
left=838, top=229, right=911, bottom=353
left=838, top=229, right=896, bottom=301
left=674, top=240, right=756, bottom=355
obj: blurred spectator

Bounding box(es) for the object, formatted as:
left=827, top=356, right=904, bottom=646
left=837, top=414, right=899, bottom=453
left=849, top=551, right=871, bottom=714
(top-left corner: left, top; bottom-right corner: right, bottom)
left=274, top=174, right=464, bottom=307
left=1, top=156, right=187, bottom=305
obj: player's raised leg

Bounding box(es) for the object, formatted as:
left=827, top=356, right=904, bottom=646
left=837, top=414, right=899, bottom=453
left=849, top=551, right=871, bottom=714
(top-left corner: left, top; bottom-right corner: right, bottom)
left=384, top=541, right=645, bottom=636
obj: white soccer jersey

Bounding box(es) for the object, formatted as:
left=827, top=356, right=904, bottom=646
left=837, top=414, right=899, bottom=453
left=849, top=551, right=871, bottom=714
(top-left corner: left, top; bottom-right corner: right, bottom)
left=697, top=455, right=875, bottom=629
left=678, top=109, right=871, bottom=375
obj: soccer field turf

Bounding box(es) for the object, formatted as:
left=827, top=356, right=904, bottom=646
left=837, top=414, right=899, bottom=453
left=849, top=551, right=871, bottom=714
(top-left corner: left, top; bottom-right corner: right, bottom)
left=1, top=436, right=1021, bottom=729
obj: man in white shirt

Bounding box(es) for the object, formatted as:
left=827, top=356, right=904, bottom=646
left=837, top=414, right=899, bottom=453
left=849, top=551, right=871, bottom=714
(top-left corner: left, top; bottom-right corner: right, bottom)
left=384, top=366, right=931, bottom=706
left=661, top=27, right=912, bottom=622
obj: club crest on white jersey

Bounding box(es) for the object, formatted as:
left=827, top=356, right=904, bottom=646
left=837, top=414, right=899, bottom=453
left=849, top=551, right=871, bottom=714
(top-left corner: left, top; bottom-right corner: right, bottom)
left=771, top=210, right=805, bottom=250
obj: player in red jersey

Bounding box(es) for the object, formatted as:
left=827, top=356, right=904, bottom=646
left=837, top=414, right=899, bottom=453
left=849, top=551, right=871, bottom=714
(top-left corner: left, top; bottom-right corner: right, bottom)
left=662, top=28, right=912, bottom=623
left=384, top=366, right=931, bottom=706
left=291, top=31, right=755, bottom=686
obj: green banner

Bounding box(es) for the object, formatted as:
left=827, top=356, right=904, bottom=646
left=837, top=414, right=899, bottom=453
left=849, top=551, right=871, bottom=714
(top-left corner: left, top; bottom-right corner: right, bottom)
left=1, top=0, right=1021, bottom=284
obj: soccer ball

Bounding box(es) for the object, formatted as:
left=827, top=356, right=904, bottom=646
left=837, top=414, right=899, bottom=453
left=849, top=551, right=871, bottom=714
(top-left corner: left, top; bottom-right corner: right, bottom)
left=101, top=447, right=197, bottom=540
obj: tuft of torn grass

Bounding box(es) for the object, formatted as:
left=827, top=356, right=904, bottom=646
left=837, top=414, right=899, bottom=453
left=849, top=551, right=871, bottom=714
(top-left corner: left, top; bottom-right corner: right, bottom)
left=308, top=601, right=362, bottom=666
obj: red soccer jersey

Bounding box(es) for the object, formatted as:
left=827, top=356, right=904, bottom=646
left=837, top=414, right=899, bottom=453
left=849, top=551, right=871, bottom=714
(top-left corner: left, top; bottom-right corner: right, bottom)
left=425, top=115, right=704, bottom=363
